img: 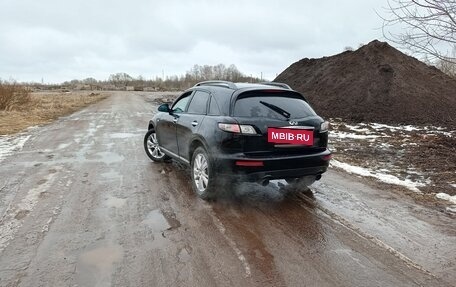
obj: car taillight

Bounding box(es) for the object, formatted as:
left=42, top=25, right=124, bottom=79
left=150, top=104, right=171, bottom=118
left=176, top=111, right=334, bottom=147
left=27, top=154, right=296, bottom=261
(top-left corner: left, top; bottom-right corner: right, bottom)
left=218, top=123, right=257, bottom=134
left=239, top=125, right=256, bottom=134
left=218, top=123, right=240, bottom=133
left=320, top=121, right=329, bottom=132
left=322, top=154, right=332, bottom=161
left=235, top=161, right=264, bottom=167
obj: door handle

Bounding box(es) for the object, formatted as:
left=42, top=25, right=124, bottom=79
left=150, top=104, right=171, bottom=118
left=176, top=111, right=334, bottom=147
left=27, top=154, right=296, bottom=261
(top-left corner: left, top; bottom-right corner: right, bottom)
left=191, top=121, right=198, bottom=127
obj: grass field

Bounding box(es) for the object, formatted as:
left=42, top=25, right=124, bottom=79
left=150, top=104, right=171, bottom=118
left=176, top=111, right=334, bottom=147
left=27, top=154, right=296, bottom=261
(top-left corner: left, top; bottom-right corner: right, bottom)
left=0, top=91, right=109, bottom=135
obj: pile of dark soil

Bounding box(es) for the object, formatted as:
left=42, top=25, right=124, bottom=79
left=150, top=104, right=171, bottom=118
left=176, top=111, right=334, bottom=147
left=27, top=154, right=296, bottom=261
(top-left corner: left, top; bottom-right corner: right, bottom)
left=275, top=40, right=456, bottom=127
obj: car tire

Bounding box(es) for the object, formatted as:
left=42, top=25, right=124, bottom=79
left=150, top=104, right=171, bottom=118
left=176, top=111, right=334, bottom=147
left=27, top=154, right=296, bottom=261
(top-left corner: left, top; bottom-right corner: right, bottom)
left=144, top=129, right=169, bottom=162
left=191, top=146, right=216, bottom=200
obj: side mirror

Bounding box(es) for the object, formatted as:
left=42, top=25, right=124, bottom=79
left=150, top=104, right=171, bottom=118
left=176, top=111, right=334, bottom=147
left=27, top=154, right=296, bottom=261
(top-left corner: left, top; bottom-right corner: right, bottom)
left=158, top=103, right=170, bottom=113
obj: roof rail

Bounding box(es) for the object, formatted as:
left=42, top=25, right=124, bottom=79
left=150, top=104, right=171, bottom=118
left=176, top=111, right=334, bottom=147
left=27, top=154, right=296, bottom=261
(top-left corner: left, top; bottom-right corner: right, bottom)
left=194, top=80, right=237, bottom=89
left=260, top=82, right=292, bottom=90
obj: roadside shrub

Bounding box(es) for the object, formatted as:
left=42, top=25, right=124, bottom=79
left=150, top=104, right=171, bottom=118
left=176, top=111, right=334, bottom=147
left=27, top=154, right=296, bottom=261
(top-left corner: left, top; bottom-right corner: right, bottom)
left=0, top=81, right=31, bottom=111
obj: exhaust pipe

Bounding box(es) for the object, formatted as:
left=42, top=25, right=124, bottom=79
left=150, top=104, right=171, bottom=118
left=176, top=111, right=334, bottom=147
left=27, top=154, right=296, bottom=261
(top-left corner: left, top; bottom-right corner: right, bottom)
left=259, top=176, right=271, bottom=186
left=315, top=174, right=322, bottom=181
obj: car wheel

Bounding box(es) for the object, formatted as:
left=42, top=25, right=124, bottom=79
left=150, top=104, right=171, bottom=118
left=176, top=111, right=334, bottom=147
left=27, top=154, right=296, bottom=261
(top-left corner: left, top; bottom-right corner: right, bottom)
left=191, top=146, right=215, bottom=200
left=144, top=129, right=169, bottom=161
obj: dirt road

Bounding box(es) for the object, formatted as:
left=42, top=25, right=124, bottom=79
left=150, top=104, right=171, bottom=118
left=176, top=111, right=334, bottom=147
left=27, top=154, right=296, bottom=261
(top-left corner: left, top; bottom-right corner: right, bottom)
left=0, top=92, right=454, bottom=287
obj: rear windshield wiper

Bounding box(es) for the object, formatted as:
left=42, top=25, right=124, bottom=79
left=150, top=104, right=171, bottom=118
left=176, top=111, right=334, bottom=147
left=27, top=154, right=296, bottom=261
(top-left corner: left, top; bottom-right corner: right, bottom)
left=259, top=101, right=291, bottom=119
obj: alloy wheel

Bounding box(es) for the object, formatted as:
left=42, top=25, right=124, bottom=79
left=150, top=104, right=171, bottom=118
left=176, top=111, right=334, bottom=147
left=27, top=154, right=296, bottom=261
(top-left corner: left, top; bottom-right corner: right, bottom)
left=147, top=132, right=165, bottom=159
left=193, top=153, right=209, bottom=194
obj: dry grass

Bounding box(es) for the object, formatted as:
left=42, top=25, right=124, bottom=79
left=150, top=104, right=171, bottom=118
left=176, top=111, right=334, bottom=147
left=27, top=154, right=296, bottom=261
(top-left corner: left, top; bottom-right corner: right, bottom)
left=0, top=91, right=109, bottom=135
left=0, top=82, right=31, bottom=111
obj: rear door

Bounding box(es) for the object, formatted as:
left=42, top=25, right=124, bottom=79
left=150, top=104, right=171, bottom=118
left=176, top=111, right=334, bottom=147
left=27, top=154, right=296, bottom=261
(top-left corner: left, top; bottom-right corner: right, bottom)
left=176, top=90, right=210, bottom=161
left=232, top=90, right=324, bottom=156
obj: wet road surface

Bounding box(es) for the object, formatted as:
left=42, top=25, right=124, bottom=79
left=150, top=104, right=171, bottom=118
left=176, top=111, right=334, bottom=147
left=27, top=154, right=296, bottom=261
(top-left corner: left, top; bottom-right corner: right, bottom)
left=0, top=92, right=454, bottom=286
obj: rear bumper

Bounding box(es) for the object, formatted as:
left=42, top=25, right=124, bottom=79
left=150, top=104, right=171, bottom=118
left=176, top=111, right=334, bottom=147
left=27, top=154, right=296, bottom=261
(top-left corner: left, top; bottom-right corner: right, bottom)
left=239, top=166, right=328, bottom=182
left=213, top=149, right=331, bottom=181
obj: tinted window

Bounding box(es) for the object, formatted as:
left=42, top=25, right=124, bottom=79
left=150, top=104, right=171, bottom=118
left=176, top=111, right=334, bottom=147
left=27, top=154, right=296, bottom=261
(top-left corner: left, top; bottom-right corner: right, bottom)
left=187, top=91, right=210, bottom=114
left=172, top=93, right=192, bottom=113
left=233, top=93, right=316, bottom=119
left=208, top=96, right=221, bottom=115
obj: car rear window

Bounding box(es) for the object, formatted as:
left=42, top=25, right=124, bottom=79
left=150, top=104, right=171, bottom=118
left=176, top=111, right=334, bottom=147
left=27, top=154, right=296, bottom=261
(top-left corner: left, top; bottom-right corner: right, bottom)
left=187, top=91, right=210, bottom=114
left=233, top=92, right=316, bottom=119
left=208, top=96, right=221, bottom=115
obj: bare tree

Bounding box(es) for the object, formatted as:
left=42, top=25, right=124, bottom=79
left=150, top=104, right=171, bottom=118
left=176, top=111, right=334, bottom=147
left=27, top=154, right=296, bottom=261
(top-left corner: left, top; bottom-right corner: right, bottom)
left=381, top=0, right=456, bottom=63
left=436, top=48, right=456, bottom=76
left=108, top=73, right=133, bottom=87
left=82, top=77, right=97, bottom=85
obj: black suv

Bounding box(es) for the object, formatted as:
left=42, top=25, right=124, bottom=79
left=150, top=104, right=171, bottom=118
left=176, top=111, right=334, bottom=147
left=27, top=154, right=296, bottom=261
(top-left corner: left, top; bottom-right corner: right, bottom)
left=144, top=81, right=331, bottom=199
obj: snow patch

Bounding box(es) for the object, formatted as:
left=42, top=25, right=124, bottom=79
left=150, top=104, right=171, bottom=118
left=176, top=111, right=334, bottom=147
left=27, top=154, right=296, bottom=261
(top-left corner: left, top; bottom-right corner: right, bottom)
left=368, top=122, right=453, bottom=137
left=446, top=206, right=456, bottom=213
left=57, top=142, right=71, bottom=150
left=344, top=124, right=370, bottom=133
left=379, top=143, right=393, bottom=149
left=109, top=133, right=138, bottom=139
left=370, top=123, right=421, bottom=132
left=435, top=193, right=456, bottom=204
left=0, top=134, right=31, bottom=163
left=330, top=160, right=425, bottom=192
left=330, top=131, right=380, bottom=139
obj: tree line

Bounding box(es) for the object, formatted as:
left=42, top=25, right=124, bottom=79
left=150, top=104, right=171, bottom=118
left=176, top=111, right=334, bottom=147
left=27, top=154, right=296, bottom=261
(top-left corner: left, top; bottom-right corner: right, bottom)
left=60, top=64, right=263, bottom=91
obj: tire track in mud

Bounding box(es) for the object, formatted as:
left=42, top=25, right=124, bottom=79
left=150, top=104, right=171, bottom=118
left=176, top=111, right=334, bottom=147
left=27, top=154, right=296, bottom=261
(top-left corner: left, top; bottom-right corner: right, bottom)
left=0, top=168, right=61, bottom=253
left=157, top=164, right=251, bottom=285
left=206, top=208, right=252, bottom=278
left=292, top=192, right=438, bottom=280
left=209, top=203, right=288, bottom=286
left=160, top=161, right=443, bottom=286
left=160, top=163, right=288, bottom=286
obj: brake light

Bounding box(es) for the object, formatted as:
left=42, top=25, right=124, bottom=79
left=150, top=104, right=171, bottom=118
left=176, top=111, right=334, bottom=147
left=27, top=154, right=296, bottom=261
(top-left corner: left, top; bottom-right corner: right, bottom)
left=218, top=123, right=240, bottom=133
left=218, top=123, right=257, bottom=134
left=322, top=154, right=332, bottom=161
left=235, top=161, right=264, bottom=167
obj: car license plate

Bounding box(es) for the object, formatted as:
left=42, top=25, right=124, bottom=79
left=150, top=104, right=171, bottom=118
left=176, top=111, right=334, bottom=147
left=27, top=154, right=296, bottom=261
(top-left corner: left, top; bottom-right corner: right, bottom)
left=267, top=128, right=313, bottom=145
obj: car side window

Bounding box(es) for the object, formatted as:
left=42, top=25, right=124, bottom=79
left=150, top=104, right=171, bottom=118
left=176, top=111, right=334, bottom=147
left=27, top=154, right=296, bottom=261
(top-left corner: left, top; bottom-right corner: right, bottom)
left=187, top=91, right=210, bottom=115
left=208, top=96, right=221, bottom=115
left=172, top=92, right=192, bottom=113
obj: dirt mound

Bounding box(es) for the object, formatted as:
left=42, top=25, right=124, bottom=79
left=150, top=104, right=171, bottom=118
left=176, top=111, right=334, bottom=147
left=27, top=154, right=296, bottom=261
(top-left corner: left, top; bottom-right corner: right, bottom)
left=275, top=40, right=456, bottom=126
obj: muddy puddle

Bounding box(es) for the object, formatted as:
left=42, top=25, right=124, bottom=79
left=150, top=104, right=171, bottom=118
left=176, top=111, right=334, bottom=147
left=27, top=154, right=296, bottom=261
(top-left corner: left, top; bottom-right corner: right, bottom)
left=94, top=151, right=124, bottom=164
left=101, top=170, right=121, bottom=181
left=104, top=195, right=127, bottom=208
left=142, top=209, right=180, bottom=233
left=77, top=243, right=123, bottom=286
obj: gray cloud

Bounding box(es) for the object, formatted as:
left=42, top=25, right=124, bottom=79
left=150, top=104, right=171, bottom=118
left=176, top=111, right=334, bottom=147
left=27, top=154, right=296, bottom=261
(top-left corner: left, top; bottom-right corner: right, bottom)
left=1, top=0, right=388, bottom=83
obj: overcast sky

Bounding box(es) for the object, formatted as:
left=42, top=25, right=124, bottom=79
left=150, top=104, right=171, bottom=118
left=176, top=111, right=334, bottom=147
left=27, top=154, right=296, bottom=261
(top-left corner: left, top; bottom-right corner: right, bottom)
left=0, top=0, right=390, bottom=83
